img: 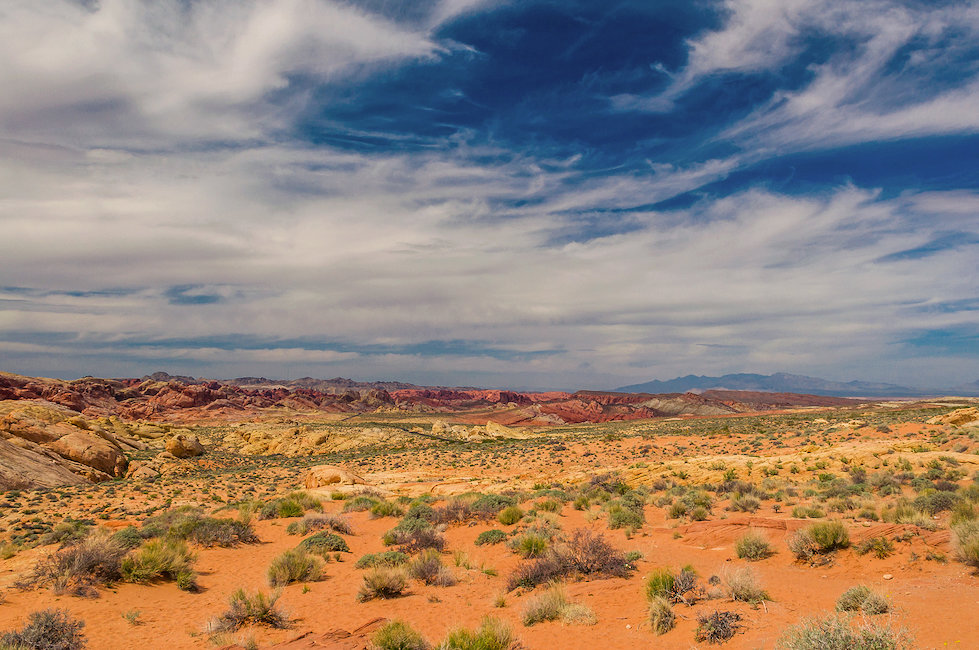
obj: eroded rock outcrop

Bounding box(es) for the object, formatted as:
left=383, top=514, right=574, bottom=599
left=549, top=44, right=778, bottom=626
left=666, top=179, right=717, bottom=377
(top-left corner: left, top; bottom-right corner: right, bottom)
left=0, top=402, right=130, bottom=488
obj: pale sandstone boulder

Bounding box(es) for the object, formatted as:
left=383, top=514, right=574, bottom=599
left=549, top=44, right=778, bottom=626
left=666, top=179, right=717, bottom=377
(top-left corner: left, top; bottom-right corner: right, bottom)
left=48, top=431, right=127, bottom=476
left=928, top=407, right=979, bottom=427
left=303, top=465, right=366, bottom=489
left=165, top=433, right=205, bottom=458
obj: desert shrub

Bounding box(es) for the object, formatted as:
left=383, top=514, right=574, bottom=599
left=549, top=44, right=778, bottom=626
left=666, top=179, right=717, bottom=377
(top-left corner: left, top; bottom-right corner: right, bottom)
left=475, top=530, right=507, bottom=546
left=168, top=516, right=258, bottom=547
left=695, top=610, right=743, bottom=643
left=856, top=537, right=895, bottom=559
left=667, top=502, right=687, bottom=519
left=777, top=613, right=912, bottom=649
left=497, top=507, right=524, bottom=526
left=356, top=551, right=409, bottom=569
left=260, top=492, right=321, bottom=520
left=371, top=620, right=429, bottom=650
left=343, top=495, right=380, bottom=513
left=110, top=527, right=145, bottom=550
left=725, top=566, right=769, bottom=604
left=643, top=568, right=674, bottom=601
left=40, top=522, right=90, bottom=548
left=120, top=539, right=197, bottom=591
left=735, top=531, right=773, bottom=561
left=521, top=585, right=567, bottom=626
left=407, top=550, right=456, bottom=586
left=512, top=533, right=549, bottom=558
left=383, top=521, right=447, bottom=554
left=950, top=501, right=977, bottom=527
left=267, top=549, right=323, bottom=587
left=21, top=530, right=126, bottom=595
left=689, top=506, right=710, bottom=521
left=471, top=494, right=517, bottom=517
left=299, top=532, right=350, bottom=556
left=0, top=608, right=86, bottom=650
left=809, top=521, right=849, bottom=551
left=357, top=568, right=408, bottom=601
left=433, top=499, right=476, bottom=525
left=648, top=597, right=675, bottom=635
left=914, top=491, right=959, bottom=515
left=286, top=513, right=353, bottom=536
left=952, top=519, right=979, bottom=568
left=211, top=588, right=288, bottom=632
left=730, top=493, right=760, bottom=513
left=437, top=617, right=516, bottom=650
left=507, top=528, right=630, bottom=591
left=370, top=500, right=405, bottom=519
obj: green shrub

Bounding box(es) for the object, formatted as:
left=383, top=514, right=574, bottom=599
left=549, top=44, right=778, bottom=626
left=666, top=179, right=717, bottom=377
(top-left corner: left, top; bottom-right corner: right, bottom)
left=513, top=533, right=548, bottom=558
left=809, top=522, right=849, bottom=551
left=730, top=494, right=760, bottom=513
left=497, top=507, right=524, bottom=526
left=0, top=608, right=86, bottom=650
left=643, top=568, right=675, bottom=602
left=210, top=588, right=288, bottom=632
left=475, top=530, right=508, bottom=546
left=952, top=520, right=979, bottom=569
left=856, top=537, right=895, bottom=559
left=437, top=617, right=516, bottom=650
left=371, top=501, right=405, bottom=519
left=371, top=620, right=429, bottom=650
left=648, top=597, right=675, bottom=635
left=167, top=516, right=258, bottom=547
left=357, top=568, right=408, bottom=601
left=342, top=495, right=380, bottom=513
left=267, top=549, right=323, bottom=587
left=777, top=613, right=911, bottom=649
left=667, top=502, right=687, bottom=518
left=471, top=494, right=518, bottom=516
left=120, top=539, right=197, bottom=591
left=298, top=532, right=350, bottom=556
left=40, top=521, right=90, bottom=547
left=735, top=531, right=773, bottom=561
left=285, top=513, right=352, bottom=536
left=355, top=551, right=409, bottom=569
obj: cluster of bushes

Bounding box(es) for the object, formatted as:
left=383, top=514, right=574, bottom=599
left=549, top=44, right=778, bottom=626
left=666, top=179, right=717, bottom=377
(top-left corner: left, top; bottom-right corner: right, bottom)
left=507, top=528, right=632, bottom=591
left=787, top=522, right=850, bottom=561
left=370, top=617, right=518, bottom=650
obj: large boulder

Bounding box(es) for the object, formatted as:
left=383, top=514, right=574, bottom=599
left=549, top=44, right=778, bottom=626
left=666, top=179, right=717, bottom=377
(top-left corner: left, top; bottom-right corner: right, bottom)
left=165, top=433, right=205, bottom=458
left=303, top=465, right=366, bottom=489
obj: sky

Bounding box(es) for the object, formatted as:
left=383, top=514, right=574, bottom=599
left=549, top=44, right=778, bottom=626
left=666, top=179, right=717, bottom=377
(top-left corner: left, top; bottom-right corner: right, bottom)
left=0, top=0, right=977, bottom=390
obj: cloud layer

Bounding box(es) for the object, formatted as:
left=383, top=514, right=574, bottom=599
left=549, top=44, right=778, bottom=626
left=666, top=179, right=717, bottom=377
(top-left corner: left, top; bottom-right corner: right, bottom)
left=1, top=0, right=976, bottom=389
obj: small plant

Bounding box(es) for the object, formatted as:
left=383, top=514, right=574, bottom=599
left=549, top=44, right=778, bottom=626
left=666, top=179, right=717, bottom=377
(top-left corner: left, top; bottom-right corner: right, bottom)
left=648, top=597, right=675, bottom=635
left=952, top=520, right=979, bottom=569
left=121, top=609, right=142, bottom=626
left=371, top=620, right=429, bottom=650
left=286, top=513, right=353, bottom=536
left=497, top=506, right=524, bottom=526
left=520, top=585, right=595, bottom=626
left=211, top=588, right=288, bottom=632
left=735, top=530, right=773, bottom=561
left=0, top=608, right=86, bottom=649
left=408, top=550, right=456, bottom=586
left=355, top=551, right=409, bottom=569
left=856, top=536, right=895, bottom=559
left=513, top=533, right=549, bottom=558
left=836, top=586, right=889, bottom=614
left=788, top=522, right=849, bottom=561
left=777, top=613, right=912, bottom=649
left=438, top=617, right=517, bottom=650
left=730, top=494, right=760, bottom=513
left=120, top=538, right=197, bottom=590
left=357, top=568, right=408, bottom=601
left=695, top=610, right=743, bottom=643
left=267, top=548, right=323, bottom=587
left=298, top=532, right=350, bottom=556
left=475, top=530, right=508, bottom=546
left=370, top=500, right=406, bottom=519
left=725, top=566, right=769, bottom=604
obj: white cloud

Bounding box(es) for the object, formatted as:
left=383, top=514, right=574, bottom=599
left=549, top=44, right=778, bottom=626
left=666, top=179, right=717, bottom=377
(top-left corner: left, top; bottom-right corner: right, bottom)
left=0, top=0, right=440, bottom=147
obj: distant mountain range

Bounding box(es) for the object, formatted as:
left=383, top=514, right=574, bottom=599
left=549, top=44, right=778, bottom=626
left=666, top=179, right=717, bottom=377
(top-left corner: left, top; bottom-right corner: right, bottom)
left=615, top=372, right=979, bottom=398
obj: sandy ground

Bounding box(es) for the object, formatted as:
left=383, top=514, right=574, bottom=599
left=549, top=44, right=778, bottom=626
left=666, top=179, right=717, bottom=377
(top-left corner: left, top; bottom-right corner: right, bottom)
left=2, top=402, right=978, bottom=649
